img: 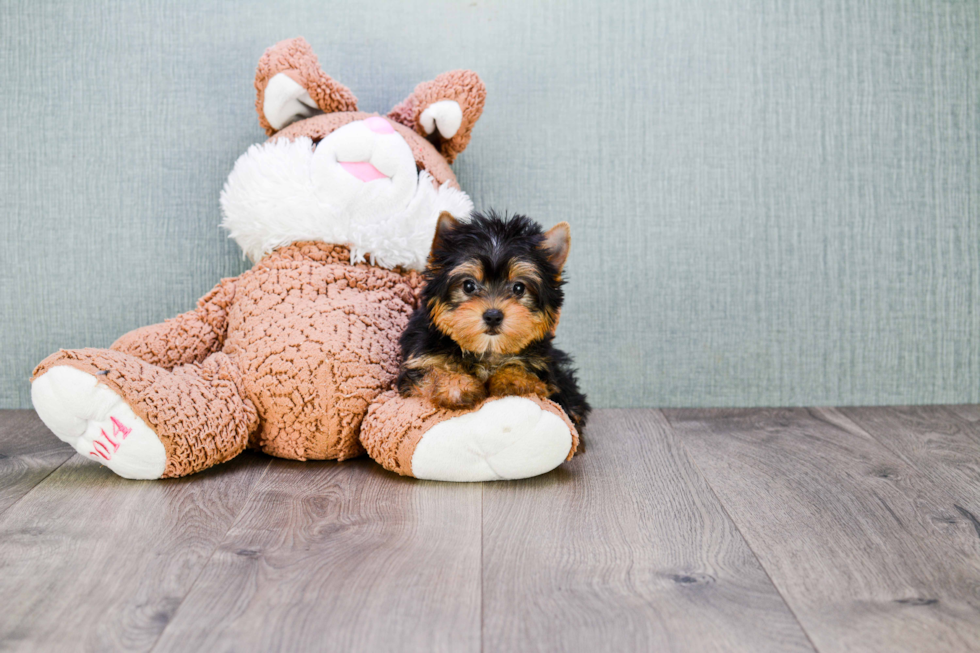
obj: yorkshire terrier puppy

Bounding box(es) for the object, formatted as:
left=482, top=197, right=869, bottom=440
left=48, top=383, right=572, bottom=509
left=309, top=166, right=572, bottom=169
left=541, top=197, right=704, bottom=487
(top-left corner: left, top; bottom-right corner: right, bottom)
left=397, top=210, right=590, bottom=433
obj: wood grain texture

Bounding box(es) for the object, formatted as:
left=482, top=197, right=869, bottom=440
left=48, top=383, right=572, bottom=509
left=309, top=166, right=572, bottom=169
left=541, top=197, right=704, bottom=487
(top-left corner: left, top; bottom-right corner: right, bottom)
left=151, top=458, right=482, bottom=653
left=665, top=407, right=980, bottom=653
left=0, top=451, right=269, bottom=652
left=481, top=409, right=814, bottom=653
left=943, top=405, right=980, bottom=424
left=6, top=407, right=980, bottom=651
left=0, top=410, right=74, bottom=515
left=839, top=406, right=980, bottom=518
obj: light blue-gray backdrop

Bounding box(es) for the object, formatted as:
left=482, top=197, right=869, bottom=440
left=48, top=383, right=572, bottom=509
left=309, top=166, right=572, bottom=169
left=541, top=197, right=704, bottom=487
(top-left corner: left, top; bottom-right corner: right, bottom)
left=2, top=0, right=978, bottom=409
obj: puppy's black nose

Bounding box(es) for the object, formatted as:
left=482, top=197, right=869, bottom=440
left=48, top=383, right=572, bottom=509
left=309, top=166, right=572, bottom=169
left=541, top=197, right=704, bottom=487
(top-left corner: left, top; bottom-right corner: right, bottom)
left=483, top=308, right=504, bottom=328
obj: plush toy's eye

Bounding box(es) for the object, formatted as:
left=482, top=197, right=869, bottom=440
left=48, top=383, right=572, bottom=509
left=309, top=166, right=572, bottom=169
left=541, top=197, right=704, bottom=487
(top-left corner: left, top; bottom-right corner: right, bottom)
left=512, top=282, right=526, bottom=297
left=462, top=280, right=477, bottom=295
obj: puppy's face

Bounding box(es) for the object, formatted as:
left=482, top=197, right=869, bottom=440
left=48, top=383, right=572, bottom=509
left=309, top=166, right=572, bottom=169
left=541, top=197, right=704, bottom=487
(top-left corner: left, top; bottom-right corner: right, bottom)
left=425, top=213, right=570, bottom=356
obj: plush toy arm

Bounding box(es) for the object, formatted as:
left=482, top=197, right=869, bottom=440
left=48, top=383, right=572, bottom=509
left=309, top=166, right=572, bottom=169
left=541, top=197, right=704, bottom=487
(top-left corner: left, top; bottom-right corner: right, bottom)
left=361, top=391, right=577, bottom=481
left=110, top=279, right=237, bottom=370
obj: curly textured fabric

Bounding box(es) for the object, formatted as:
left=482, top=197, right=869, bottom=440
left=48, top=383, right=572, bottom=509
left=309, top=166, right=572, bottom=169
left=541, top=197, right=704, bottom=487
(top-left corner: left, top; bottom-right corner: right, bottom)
left=32, top=348, right=257, bottom=478
left=225, top=242, right=422, bottom=460
left=387, top=70, right=486, bottom=163
left=361, top=390, right=579, bottom=477
left=32, top=242, right=423, bottom=476
left=254, top=36, right=359, bottom=135
left=111, top=280, right=236, bottom=369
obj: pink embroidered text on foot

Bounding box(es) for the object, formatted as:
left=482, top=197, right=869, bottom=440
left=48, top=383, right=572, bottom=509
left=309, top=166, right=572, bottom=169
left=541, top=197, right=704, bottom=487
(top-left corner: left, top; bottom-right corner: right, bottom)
left=90, top=416, right=132, bottom=461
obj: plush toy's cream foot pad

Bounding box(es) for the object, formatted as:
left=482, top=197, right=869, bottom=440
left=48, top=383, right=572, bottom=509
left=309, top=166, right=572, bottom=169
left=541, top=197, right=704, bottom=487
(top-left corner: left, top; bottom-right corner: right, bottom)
left=31, top=367, right=166, bottom=480
left=360, top=391, right=579, bottom=482
left=411, top=397, right=571, bottom=481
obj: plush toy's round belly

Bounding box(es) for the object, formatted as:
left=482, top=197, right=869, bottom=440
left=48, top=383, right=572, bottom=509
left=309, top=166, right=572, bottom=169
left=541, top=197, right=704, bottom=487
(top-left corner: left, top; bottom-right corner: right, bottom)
left=221, top=242, right=420, bottom=461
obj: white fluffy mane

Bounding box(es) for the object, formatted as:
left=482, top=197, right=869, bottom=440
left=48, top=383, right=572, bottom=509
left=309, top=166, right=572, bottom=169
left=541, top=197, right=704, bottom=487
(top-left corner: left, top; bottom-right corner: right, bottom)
left=219, top=137, right=473, bottom=270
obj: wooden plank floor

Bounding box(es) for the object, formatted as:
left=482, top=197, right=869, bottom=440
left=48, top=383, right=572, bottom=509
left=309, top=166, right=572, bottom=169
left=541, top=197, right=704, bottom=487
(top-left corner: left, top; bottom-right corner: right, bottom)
left=1, top=406, right=979, bottom=652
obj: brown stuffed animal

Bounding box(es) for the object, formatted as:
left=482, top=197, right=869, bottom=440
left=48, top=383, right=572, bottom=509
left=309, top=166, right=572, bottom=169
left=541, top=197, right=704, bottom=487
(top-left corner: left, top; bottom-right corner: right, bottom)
left=30, top=37, right=578, bottom=482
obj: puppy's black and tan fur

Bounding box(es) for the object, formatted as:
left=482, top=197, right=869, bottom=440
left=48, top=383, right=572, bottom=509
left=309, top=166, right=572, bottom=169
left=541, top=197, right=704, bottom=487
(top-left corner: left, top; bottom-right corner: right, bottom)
left=397, top=211, right=590, bottom=433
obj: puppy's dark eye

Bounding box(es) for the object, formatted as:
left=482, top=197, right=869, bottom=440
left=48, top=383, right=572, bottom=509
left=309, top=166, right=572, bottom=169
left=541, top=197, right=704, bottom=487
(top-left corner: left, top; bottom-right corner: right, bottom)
left=462, top=280, right=477, bottom=294
left=512, top=282, right=526, bottom=297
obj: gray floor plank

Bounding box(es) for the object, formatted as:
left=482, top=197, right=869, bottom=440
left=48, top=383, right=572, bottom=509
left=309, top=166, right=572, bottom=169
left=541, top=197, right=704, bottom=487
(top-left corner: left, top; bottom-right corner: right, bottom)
left=664, top=407, right=980, bottom=653
left=0, top=450, right=270, bottom=652
left=942, top=404, right=980, bottom=424
left=151, top=457, right=482, bottom=653
left=839, top=406, right=980, bottom=519
left=481, top=409, right=815, bottom=653
left=0, top=410, right=74, bottom=515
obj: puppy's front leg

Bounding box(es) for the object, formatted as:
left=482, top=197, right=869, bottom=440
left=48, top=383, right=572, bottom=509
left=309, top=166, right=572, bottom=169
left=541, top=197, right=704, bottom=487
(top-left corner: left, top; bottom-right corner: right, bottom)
left=488, top=364, right=551, bottom=398
left=422, top=366, right=487, bottom=409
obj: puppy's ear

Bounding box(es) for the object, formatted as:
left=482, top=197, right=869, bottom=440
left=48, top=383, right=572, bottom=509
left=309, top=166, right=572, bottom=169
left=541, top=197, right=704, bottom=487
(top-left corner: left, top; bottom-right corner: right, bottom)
left=431, top=212, right=461, bottom=253
left=540, top=222, right=571, bottom=274
left=254, top=37, right=358, bottom=135
left=388, top=70, right=486, bottom=163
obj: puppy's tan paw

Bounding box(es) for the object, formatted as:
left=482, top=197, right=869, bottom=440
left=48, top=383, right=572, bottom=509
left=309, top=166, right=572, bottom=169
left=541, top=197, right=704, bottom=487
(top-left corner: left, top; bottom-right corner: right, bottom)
left=424, top=368, right=487, bottom=409
left=488, top=365, right=550, bottom=398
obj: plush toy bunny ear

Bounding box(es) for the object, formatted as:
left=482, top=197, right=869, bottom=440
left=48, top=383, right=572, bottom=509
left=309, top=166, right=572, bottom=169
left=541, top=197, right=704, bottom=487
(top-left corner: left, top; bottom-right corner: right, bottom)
left=254, top=37, right=359, bottom=135
left=387, top=70, right=486, bottom=163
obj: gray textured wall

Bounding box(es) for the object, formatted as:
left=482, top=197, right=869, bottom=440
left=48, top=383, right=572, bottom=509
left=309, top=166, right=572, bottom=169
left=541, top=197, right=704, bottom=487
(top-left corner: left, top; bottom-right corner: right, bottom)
left=2, top=0, right=978, bottom=409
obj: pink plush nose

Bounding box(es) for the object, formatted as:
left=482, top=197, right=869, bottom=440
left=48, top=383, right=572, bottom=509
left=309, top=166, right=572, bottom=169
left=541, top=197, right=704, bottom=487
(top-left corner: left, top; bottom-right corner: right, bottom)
left=364, top=116, right=394, bottom=134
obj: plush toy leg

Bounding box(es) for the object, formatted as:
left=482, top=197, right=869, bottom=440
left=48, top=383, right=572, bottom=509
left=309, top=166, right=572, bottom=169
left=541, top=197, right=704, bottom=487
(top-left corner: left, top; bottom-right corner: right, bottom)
left=31, top=349, right=258, bottom=479
left=360, top=391, right=578, bottom=482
